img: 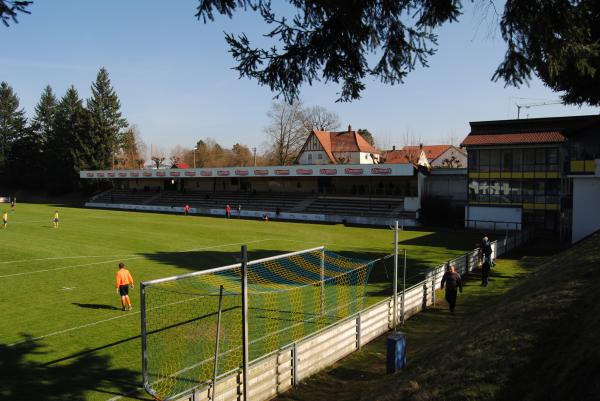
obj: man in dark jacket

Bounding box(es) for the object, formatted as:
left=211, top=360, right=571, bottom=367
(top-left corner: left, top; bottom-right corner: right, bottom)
left=441, top=264, right=463, bottom=312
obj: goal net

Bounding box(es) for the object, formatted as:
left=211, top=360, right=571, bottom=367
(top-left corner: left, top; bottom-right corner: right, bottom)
left=141, top=246, right=375, bottom=400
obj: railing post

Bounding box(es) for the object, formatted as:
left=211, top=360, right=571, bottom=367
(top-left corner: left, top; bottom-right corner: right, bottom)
left=401, top=248, right=406, bottom=325
left=292, top=343, right=298, bottom=386
left=241, top=245, right=249, bottom=401
left=356, top=312, right=362, bottom=349
left=393, top=221, right=399, bottom=331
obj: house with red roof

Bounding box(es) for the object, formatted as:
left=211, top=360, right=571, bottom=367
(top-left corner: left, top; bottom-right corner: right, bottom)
left=382, top=145, right=466, bottom=168
left=296, top=125, right=381, bottom=165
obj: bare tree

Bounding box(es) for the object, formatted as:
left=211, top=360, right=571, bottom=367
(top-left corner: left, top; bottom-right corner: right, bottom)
left=302, top=105, right=341, bottom=132
left=150, top=146, right=167, bottom=168
left=264, top=100, right=307, bottom=165
left=117, top=125, right=146, bottom=169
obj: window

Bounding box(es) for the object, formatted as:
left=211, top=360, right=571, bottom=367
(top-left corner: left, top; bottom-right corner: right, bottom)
left=308, top=154, right=313, bottom=161
left=502, top=151, right=513, bottom=172
left=489, top=180, right=501, bottom=203
left=523, top=149, right=535, bottom=172
left=547, top=148, right=558, bottom=172
left=469, top=180, right=478, bottom=201
left=478, top=180, right=489, bottom=202
left=510, top=180, right=522, bottom=203
left=468, top=150, right=478, bottom=171
left=512, top=149, right=522, bottom=171
left=535, top=181, right=546, bottom=204
left=317, top=153, right=322, bottom=160
left=365, top=154, right=368, bottom=160
left=490, top=151, right=501, bottom=171
left=479, top=150, right=490, bottom=172
left=522, top=181, right=535, bottom=203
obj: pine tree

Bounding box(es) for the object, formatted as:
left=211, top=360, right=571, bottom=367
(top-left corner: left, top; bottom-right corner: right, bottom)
left=31, top=85, right=57, bottom=147
left=49, top=86, right=94, bottom=191
left=0, top=81, right=27, bottom=179
left=87, top=68, right=128, bottom=170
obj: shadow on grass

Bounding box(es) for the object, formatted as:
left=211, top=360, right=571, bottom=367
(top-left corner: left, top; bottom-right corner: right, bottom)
left=72, top=303, right=120, bottom=310
left=0, top=336, right=140, bottom=401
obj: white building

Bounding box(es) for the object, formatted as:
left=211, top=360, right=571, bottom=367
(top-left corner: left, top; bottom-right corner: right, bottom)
left=571, top=159, right=600, bottom=243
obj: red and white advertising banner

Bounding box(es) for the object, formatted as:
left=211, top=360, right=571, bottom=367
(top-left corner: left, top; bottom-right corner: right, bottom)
left=80, top=163, right=412, bottom=179
left=371, top=167, right=392, bottom=175
left=344, top=168, right=364, bottom=175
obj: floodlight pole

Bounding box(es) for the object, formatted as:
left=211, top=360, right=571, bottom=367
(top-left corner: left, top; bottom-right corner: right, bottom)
left=211, top=285, right=224, bottom=401
left=241, top=245, right=249, bottom=401
left=393, top=221, right=398, bottom=331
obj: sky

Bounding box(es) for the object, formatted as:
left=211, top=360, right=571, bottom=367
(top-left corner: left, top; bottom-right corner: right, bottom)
left=3, top=0, right=599, bottom=156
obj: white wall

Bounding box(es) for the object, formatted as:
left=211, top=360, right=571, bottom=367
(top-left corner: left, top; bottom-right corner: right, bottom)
left=465, top=205, right=522, bottom=231
left=572, top=177, right=600, bottom=243
left=297, top=151, right=331, bottom=165
left=431, top=147, right=467, bottom=168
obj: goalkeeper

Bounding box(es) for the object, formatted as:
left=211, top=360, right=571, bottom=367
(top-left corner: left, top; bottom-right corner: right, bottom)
left=116, top=262, right=134, bottom=311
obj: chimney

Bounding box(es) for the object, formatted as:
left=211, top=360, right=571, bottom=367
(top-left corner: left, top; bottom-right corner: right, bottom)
left=392, top=145, right=396, bottom=151
left=348, top=124, right=352, bottom=132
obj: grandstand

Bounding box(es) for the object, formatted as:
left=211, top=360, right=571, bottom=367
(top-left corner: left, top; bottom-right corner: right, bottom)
left=80, top=164, right=422, bottom=225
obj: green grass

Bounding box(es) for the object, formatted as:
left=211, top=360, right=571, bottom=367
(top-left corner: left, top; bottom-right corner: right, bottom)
left=0, top=203, right=487, bottom=401
left=275, top=233, right=600, bottom=401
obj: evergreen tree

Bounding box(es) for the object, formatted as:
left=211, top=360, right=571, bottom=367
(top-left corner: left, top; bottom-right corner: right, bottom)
left=11, top=85, right=59, bottom=187
left=31, top=85, right=58, bottom=147
left=0, top=81, right=26, bottom=179
left=87, top=68, right=128, bottom=170
left=49, top=86, right=94, bottom=191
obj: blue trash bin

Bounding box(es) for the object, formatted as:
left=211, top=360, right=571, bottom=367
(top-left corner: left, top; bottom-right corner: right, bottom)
left=386, top=332, right=407, bottom=373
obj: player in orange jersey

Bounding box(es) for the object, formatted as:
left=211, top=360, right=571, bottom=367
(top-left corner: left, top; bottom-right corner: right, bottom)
left=115, top=262, right=134, bottom=311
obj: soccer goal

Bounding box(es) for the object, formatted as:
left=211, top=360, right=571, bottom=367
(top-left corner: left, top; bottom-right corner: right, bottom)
left=141, top=245, right=376, bottom=401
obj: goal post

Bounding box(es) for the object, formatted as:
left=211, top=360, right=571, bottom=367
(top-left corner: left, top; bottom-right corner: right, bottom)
left=141, top=245, right=376, bottom=401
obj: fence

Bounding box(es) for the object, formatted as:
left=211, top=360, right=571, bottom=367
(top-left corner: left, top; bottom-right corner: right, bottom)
left=152, top=229, right=530, bottom=401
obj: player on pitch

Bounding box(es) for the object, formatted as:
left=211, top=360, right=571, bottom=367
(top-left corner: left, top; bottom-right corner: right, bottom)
left=2, top=210, right=7, bottom=228
left=53, top=210, right=59, bottom=228
left=116, top=262, right=134, bottom=311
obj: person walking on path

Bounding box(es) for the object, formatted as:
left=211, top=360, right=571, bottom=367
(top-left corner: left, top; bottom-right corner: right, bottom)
left=482, top=236, right=494, bottom=267
left=481, top=256, right=491, bottom=287
left=115, top=262, right=134, bottom=311
left=441, top=264, right=463, bottom=312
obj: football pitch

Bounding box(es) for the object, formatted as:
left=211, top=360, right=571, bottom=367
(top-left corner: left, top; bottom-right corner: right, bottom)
left=0, top=203, right=486, bottom=401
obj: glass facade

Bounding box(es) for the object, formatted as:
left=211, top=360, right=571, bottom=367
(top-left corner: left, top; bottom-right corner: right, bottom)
left=467, top=147, right=562, bottom=210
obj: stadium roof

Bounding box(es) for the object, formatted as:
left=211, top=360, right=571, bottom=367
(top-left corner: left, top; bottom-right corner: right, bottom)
left=461, top=114, right=600, bottom=147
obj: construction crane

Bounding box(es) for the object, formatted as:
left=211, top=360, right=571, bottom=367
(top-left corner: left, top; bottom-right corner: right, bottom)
left=516, top=100, right=563, bottom=119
